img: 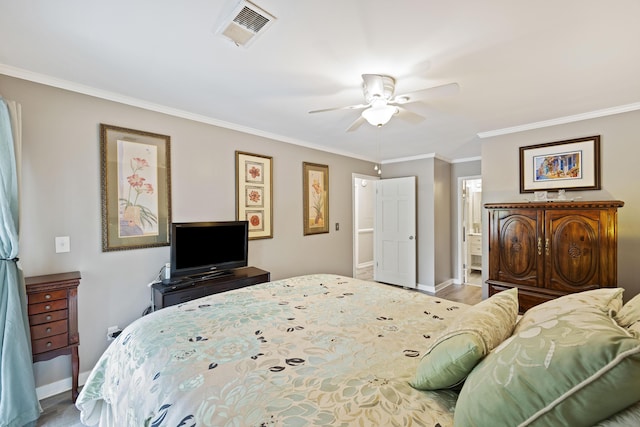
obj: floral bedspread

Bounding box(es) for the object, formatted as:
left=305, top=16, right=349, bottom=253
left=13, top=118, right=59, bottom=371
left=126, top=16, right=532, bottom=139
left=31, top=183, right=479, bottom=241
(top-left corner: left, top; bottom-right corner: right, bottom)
left=76, top=274, right=465, bottom=426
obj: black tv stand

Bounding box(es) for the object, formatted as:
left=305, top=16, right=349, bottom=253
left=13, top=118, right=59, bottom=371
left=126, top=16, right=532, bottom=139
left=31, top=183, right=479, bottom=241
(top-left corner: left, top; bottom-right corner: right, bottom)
left=152, top=266, right=270, bottom=309
left=197, top=270, right=233, bottom=281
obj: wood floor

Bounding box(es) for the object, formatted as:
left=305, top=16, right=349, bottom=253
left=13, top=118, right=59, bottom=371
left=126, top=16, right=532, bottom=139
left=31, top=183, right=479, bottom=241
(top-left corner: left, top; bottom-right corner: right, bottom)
left=34, top=278, right=483, bottom=426
left=436, top=282, right=482, bottom=305
left=34, top=390, right=83, bottom=427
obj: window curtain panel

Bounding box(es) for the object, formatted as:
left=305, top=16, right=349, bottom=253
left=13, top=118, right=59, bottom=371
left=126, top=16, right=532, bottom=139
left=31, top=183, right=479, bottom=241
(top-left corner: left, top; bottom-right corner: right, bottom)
left=0, top=97, right=41, bottom=426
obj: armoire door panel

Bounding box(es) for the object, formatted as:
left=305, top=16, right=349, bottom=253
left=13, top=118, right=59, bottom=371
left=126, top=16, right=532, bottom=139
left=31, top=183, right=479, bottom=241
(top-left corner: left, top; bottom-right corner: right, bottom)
left=546, top=211, right=601, bottom=292
left=493, top=210, right=542, bottom=287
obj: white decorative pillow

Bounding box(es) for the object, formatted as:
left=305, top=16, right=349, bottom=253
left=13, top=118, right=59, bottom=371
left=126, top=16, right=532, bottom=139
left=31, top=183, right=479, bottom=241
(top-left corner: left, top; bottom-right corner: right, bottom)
left=616, top=293, right=640, bottom=328
left=410, top=288, right=518, bottom=390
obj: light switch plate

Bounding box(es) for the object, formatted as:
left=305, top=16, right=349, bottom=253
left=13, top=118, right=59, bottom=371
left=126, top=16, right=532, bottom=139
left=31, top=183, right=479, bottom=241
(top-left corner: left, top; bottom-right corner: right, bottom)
left=55, top=236, right=70, bottom=253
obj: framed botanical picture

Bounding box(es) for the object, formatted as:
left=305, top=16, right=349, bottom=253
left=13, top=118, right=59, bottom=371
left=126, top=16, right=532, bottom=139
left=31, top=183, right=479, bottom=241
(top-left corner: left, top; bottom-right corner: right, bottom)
left=303, top=162, right=329, bottom=235
left=100, top=124, right=172, bottom=251
left=519, top=135, right=601, bottom=193
left=236, top=151, right=273, bottom=239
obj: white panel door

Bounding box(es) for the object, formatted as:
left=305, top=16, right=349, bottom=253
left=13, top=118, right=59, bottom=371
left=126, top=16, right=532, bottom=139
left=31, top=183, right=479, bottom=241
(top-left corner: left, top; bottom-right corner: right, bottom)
left=374, top=176, right=416, bottom=288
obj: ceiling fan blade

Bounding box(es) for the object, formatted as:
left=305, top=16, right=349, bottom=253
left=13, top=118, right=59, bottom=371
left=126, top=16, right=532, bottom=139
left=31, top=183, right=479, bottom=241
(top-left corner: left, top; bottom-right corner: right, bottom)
left=393, top=82, right=460, bottom=104
left=346, top=116, right=367, bottom=132
left=396, top=107, right=425, bottom=124
left=309, top=103, right=369, bottom=114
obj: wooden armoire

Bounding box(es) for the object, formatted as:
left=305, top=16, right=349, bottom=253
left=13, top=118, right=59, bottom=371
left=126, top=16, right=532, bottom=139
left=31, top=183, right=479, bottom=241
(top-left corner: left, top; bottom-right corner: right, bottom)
left=485, top=200, right=624, bottom=312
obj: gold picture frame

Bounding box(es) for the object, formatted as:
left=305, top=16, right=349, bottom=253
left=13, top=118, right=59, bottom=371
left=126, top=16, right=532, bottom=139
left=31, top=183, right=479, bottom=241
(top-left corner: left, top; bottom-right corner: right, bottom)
left=235, top=151, right=273, bottom=239
left=303, top=162, right=329, bottom=235
left=100, top=124, right=171, bottom=251
left=519, top=135, right=601, bottom=193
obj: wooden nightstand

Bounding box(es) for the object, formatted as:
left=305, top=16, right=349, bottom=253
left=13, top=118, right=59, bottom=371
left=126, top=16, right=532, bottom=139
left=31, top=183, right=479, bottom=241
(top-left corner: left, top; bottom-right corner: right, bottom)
left=25, top=271, right=81, bottom=402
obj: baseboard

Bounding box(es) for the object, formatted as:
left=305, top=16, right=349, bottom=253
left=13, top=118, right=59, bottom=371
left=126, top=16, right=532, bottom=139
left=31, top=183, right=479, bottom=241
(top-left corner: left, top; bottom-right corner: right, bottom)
left=435, top=279, right=454, bottom=293
left=416, top=283, right=435, bottom=294
left=417, top=279, right=455, bottom=295
left=36, top=370, right=91, bottom=400
left=356, top=261, right=373, bottom=269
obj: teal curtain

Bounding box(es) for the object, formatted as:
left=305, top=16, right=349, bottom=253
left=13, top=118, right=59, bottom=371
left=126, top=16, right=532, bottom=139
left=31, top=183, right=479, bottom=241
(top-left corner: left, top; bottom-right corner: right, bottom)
left=0, top=98, right=40, bottom=426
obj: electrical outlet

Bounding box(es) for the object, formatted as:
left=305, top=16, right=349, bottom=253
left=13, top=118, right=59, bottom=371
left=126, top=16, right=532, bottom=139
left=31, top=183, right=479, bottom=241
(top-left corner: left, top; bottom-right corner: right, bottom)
left=107, top=325, right=121, bottom=341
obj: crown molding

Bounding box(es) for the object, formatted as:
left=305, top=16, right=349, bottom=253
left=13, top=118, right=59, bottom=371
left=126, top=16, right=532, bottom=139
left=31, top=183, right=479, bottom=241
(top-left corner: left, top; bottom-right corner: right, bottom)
left=0, top=64, right=375, bottom=162
left=477, top=102, right=640, bottom=138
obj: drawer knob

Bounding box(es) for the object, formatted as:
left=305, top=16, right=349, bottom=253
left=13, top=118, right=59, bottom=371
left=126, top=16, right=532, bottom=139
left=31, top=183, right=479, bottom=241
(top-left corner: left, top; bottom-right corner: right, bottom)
left=45, top=305, right=51, bottom=310
left=46, top=327, right=52, bottom=333
left=46, top=315, right=52, bottom=321
left=45, top=294, right=51, bottom=300
left=46, top=341, right=52, bottom=348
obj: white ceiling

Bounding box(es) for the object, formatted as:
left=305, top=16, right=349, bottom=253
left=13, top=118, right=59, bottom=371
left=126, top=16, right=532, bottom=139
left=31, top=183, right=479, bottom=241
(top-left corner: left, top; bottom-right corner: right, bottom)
left=2, top=0, right=640, bottom=162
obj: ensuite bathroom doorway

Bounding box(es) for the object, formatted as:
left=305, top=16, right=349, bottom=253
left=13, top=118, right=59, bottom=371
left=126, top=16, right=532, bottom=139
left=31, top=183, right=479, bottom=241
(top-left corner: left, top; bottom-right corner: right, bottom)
left=460, top=177, right=483, bottom=286
left=352, top=173, right=379, bottom=281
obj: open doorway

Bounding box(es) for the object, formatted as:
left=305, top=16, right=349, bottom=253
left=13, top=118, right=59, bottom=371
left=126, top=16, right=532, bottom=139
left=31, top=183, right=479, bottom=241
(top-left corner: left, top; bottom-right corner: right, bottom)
left=352, top=173, right=378, bottom=280
left=459, top=177, right=482, bottom=286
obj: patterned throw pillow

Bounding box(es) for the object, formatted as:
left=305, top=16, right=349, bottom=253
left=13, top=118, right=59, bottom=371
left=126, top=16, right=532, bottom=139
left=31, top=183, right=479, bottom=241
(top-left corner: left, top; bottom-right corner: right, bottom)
left=409, top=288, right=518, bottom=390
left=513, top=287, right=624, bottom=333
left=454, top=289, right=640, bottom=427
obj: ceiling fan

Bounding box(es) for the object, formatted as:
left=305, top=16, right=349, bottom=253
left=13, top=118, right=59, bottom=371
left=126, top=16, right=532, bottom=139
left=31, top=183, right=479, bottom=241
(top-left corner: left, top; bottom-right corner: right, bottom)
left=309, top=74, right=459, bottom=132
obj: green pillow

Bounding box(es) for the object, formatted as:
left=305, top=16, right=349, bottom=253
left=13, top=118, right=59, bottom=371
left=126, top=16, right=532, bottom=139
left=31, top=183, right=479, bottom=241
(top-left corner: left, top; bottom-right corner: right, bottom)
left=410, top=288, right=518, bottom=390
left=616, top=293, right=640, bottom=328
left=454, top=293, right=640, bottom=427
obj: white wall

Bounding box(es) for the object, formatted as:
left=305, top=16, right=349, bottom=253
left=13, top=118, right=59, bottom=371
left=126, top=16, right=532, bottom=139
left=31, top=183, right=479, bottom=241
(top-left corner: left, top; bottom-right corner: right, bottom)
left=1, top=75, right=376, bottom=391
left=481, top=109, right=640, bottom=301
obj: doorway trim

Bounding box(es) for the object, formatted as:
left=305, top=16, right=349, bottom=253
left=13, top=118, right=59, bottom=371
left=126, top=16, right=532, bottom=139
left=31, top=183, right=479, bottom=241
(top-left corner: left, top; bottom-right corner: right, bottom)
left=457, top=175, right=482, bottom=286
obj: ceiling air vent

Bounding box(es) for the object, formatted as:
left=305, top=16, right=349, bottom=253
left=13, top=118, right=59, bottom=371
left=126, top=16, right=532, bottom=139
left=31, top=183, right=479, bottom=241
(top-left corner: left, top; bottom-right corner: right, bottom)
left=217, top=0, right=276, bottom=47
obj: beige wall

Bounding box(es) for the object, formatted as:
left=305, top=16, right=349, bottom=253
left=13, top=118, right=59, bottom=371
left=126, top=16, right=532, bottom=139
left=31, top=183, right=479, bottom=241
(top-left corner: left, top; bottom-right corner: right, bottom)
left=1, top=75, right=376, bottom=390
left=481, top=110, right=640, bottom=301
left=382, top=157, right=453, bottom=289
left=434, top=158, right=452, bottom=284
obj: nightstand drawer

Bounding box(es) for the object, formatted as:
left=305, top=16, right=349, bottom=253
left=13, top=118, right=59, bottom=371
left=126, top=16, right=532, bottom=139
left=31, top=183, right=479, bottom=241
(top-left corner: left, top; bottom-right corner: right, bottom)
left=31, top=319, right=68, bottom=340
left=28, top=289, right=67, bottom=304
left=32, top=333, right=68, bottom=354
left=28, top=299, right=68, bottom=315
left=29, top=309, right=68, bottom=326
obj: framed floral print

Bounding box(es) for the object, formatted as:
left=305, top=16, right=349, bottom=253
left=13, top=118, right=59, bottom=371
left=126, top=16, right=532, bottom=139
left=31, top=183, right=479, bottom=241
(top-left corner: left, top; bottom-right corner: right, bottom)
left=303, top=162, right=329, bottom=235
left=100, top=124, right=171, bottom=251
left=236, top=151, right=273, bottom=239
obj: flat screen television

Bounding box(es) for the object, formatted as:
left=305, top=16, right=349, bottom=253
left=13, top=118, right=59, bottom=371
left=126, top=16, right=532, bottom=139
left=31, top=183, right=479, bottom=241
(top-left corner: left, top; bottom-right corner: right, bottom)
left=170, top=221, right=248, bottom=279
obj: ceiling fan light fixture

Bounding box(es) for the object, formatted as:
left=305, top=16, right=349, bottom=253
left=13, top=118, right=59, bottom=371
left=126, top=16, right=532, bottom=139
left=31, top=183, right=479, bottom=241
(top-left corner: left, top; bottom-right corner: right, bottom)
left=361, top=104, right=398, bottom=127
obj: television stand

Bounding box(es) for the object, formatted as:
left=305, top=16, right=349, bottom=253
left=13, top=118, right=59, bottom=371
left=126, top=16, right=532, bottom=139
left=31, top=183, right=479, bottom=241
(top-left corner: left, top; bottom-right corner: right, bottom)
left=197, top=270, right=233, bottom=281
left=151, top=266, right=270, bottom=310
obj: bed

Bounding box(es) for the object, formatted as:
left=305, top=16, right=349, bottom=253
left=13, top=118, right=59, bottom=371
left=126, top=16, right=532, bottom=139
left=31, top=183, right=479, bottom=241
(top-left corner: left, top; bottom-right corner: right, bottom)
left=76, top=274, right=640, bottom=426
